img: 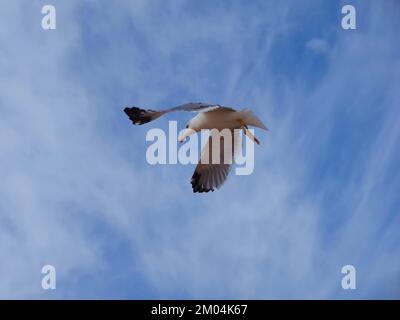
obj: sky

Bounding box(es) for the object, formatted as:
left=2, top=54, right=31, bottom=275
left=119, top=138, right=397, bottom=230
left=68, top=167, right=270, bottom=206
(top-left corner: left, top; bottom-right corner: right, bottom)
left=0, top=0, right=399, bottom=299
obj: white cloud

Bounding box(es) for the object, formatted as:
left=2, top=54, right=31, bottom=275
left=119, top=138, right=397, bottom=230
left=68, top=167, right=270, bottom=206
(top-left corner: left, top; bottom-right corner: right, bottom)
left=305, top=38, right=330, bottom=54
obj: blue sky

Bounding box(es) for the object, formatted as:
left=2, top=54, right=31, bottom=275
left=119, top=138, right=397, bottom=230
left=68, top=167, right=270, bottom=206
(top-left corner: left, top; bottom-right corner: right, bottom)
left=0, top=0, right=399, bottom=299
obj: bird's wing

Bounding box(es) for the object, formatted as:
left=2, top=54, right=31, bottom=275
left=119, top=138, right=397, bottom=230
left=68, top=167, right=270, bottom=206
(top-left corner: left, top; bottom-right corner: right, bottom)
left=124, top=102, right=235, bottom=125
left=191, top=129, right=241, bottom=193
left=170, top=102, right=235, bottom=113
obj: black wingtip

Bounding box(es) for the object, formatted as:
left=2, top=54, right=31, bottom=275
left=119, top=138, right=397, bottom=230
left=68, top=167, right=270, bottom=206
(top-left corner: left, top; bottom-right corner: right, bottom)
left=191, top=171, right=214, bottom=193
left=123, top=106, right=154, bottom=125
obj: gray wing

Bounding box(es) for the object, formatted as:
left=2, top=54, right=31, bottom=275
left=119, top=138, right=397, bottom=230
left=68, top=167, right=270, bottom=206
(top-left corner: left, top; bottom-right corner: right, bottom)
left=124, top=102, right=235, bottom=125
left=170, top=102, right=235, bottom=113
left=191, top=129, right=241, bottom=193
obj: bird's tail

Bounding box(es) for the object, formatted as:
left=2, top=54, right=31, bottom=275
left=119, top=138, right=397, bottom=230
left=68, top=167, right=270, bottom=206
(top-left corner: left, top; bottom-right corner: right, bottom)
left=237, top=109, right=268, bottom=130
left=124, top=107, right=165, bottom=125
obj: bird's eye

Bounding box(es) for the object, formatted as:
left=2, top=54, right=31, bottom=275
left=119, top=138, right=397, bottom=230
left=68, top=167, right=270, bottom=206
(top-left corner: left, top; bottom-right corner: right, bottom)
left=185, top=124, right=189, bottom=129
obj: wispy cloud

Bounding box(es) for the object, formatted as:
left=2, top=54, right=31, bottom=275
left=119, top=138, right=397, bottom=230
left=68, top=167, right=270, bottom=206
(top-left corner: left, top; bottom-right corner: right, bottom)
left=306, top=38, right=330, bottom=54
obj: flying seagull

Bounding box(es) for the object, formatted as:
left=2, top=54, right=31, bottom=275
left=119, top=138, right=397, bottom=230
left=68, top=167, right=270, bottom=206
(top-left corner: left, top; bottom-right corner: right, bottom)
left=124, top=103, right=268, bottom=193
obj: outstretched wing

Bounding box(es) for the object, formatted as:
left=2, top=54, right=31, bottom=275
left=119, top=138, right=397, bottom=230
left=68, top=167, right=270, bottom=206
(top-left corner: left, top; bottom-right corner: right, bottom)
left=124, top=102, right=235, bottom=125
left=191, top=129, right=241, bottom=193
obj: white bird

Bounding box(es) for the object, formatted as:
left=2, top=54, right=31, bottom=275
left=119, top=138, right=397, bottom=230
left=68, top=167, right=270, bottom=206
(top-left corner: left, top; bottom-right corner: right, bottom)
left=124, top=102, right=268, bottom=193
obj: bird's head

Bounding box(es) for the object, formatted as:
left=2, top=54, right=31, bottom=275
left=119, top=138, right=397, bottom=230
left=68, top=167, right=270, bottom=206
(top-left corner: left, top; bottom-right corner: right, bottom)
left=178, top=123, right=196, bottom=143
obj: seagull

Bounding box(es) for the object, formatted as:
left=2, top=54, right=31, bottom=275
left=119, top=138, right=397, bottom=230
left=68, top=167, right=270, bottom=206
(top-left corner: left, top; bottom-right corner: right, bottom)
left=124, top=103, right=268, bottom=193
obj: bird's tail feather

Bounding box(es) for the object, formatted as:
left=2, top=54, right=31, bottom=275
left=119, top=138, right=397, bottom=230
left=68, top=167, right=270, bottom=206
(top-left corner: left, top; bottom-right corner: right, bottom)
left=238, top=109, right=268, bottom=130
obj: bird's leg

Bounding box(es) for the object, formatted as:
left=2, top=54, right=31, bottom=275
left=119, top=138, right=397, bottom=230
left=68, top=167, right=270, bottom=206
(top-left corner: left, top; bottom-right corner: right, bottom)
left=242, top=124, right=260, bottom=145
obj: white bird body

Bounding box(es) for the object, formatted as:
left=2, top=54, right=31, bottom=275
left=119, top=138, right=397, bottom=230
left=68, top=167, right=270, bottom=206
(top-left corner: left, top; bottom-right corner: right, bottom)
left=189, top=108, right=267, bottom=132
left=189, top=108, right=239, bottom=131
